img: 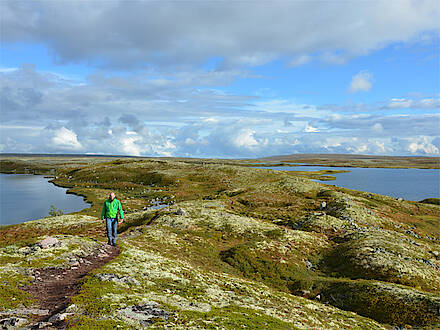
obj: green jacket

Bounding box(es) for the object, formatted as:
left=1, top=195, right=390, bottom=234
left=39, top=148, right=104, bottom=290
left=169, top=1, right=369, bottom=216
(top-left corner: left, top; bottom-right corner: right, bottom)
left=101, top=198, right=124, bottom=220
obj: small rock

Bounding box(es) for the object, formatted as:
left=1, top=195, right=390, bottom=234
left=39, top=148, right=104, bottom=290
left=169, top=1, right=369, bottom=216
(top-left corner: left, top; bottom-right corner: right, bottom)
left=118, top=302, right=170, bottom=325
left=320, top=202, right=327, bottom=210
left=34, top=321, right=53, bottom=328
left=305, top=260, right=314, bottom=270
left=431, top=250, right=439, bottom=257
left=94, top=273, right=140, bottom=286
left=175, top=208, right=187, bottom=216
left=71, top=261, right=80, bottom=267
left=0, top=317, right=28, bottom=328
left=39, top=237, right=60, bottom=249
left=301, top=290, right=311, bottom=296
left=48, top=312, right=73, bottom=323
left=0, top=308, right=49, bottom=316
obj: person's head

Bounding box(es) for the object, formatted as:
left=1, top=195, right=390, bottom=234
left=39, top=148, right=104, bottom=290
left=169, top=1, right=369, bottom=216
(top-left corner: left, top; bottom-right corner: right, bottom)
left=109, top=192, right=116, bottom=200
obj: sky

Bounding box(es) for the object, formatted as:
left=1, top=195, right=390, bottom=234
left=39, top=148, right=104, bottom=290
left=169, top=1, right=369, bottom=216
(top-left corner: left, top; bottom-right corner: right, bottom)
left=0, top=0, right=439, bottom=158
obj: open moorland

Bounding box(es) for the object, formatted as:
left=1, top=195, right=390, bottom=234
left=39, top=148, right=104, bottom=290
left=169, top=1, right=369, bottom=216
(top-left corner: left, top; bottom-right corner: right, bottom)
left=252, top=153, right=440, bottom=169
left=0, top=155, right=439, bottom=329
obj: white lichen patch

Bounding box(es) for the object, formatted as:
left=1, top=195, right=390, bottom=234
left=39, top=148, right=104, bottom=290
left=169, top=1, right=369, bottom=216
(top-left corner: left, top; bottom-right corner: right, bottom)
left=103, top=245, right=190, bottom=284
left=340, top=229, right=440, bottom=291
left=252, top=230, right=330, bottom=264
left=158, top=200, right=279, bottom=236
left=0, top=235, right=100, bottom=270
left=327, top=193, right=391, bottom=227
left=22, top=214, right=97, bottom=230
left=301, top=213, right=356, bottom=232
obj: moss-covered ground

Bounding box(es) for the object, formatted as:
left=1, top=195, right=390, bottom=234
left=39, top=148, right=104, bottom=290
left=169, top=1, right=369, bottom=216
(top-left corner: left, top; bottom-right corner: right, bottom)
left=0, top=156, right=439, bottom=328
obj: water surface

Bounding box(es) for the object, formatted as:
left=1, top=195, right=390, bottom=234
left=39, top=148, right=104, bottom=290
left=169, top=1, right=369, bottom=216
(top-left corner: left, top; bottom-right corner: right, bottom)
left=253, top=165, right=439, bottom=201
left=0, top=174, right=90, bottom=226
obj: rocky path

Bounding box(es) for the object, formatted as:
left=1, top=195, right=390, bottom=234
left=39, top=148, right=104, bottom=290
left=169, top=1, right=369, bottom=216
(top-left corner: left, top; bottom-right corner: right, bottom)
left=23, top=243, right=119, bottom=329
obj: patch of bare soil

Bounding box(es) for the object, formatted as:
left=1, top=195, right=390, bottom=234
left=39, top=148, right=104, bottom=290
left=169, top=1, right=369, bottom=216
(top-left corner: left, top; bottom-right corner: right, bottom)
left=23, top=243, right=119, bottom=328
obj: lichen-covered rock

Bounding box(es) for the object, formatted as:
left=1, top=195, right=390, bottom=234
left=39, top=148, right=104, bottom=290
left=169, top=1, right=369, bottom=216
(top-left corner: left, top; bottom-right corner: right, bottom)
left=118, top=302, right=170, bottom=325
left=39, top=236, right=60, bottom=249
left=0, top=317, right=28, bottom=329
left=94, top=273, right=140, bottom=286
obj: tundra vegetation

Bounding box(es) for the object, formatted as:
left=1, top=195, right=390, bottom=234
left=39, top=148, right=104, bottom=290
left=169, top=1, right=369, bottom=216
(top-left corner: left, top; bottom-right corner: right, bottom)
left=0, top=155, right=439, bottom=329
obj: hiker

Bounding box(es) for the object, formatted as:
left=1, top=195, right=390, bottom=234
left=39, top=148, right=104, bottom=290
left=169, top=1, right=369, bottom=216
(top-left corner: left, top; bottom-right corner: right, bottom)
left=101, top=192, right=124, bottom=246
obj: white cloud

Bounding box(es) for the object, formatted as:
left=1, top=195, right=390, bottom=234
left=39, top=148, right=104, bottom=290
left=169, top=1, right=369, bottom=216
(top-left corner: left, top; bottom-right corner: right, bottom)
left=349, top=71, right=373, bottom=93
left=385, top=97, right=440, bottom=109
left=407, top=138, right=439, bottom=154
left=372, top=123, right=383, bottom=133
left=119, top=135, right=141, bottom=156
left=51, top=127, right=82, bottom=150
left=2, top=1, right=439, bottom=69
left=304, top=123, right=319, bottom=132
left=289, top=55, right=311, bottom=67
left=388, top=98, right=412, bottom=108
left=232, top=129, right=259, bottom=148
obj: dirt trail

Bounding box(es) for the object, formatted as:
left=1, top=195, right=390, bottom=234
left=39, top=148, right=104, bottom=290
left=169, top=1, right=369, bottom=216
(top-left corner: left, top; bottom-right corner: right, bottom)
left=24, top=243, right=119, bottom=328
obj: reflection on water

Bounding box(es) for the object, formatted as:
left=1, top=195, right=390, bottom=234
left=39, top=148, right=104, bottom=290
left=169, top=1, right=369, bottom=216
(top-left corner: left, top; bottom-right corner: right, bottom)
left=253, top=165, right=440, bottom=201
left=0, top=174, right=90, bottom=226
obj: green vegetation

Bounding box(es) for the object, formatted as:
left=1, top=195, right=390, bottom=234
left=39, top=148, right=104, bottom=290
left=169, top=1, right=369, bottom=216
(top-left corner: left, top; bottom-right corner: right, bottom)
left=48, top=205, right=64, bottom=217
left=0, top=155, right=439, bottom=328
left=420, top=198, right=440, bottom=205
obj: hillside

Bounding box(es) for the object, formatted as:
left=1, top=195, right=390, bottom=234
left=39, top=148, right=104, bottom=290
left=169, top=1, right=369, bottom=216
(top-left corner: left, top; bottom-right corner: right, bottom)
left=0, top=156, right=439, bottom=329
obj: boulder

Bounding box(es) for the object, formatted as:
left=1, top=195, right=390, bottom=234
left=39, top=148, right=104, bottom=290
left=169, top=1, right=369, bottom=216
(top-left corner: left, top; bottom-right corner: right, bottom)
left=48, top=312, right=73, bottom=323
left=0, top=317, right=28, bottom=329
left=39, top=236, right=60, bottom=249
left=118, top=302, right=170, bottom=325
left=94, top=273, right=140, bottom=286
left=175, top=208, right=187, bottom=216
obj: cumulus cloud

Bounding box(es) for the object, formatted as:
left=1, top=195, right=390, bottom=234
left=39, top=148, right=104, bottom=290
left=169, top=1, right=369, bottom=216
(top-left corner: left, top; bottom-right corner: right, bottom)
left=2, top=1, right=439, bottom=69
left=1, top=65, right=439, bottom=157
left=398, top=136, right=440, bottom=155
left=349, top=71, right=373, bottom=93
left=51, top=127, right=82, bottom=150
left=232, top=129, right=259, bottom=148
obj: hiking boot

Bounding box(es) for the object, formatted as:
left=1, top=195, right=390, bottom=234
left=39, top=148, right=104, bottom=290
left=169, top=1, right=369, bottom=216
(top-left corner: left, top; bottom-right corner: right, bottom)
left=112, top=242, right=117, bottom=247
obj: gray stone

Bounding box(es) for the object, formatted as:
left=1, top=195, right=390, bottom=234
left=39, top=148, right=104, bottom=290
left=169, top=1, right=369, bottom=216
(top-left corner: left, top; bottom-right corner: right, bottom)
left=118, top=302, right=170, bottom=325
left=175, top=208, right=187, bottom=216
left=94, top=273, right=140, bottom=286
left=48, top=312, right=73, bottom=323
left=39, top=237, right=60, bottom=249
left=0, top=308, right=49, bottom=317
left=305, top=260, right=314, bottom=270
left=0, top=317, right=27, bottom=329
left=33, top=321, right=53, bottom=329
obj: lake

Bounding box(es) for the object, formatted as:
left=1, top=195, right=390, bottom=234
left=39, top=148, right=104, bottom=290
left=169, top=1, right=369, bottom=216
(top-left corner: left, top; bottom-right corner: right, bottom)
left=0, top=174, right=90, bottom=226
left=253, top=165, right=440, bottom=201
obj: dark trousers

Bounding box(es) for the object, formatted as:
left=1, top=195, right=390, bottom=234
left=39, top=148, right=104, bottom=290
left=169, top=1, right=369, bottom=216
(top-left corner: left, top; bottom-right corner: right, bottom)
left=106, top=218, right=118, bottom=244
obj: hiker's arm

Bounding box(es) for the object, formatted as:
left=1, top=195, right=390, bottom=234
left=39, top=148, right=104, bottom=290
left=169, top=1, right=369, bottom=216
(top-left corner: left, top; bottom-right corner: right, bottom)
left=119, top=201, right=124, bottom=220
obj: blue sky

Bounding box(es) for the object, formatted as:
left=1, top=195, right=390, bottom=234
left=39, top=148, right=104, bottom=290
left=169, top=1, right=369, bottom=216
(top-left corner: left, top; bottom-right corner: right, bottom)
left=1, top=0, right=439, bottom=157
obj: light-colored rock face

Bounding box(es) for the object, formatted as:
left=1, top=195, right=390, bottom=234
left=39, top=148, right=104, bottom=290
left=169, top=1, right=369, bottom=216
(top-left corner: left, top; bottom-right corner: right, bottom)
left=39, top=236, right=60, bottom=249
